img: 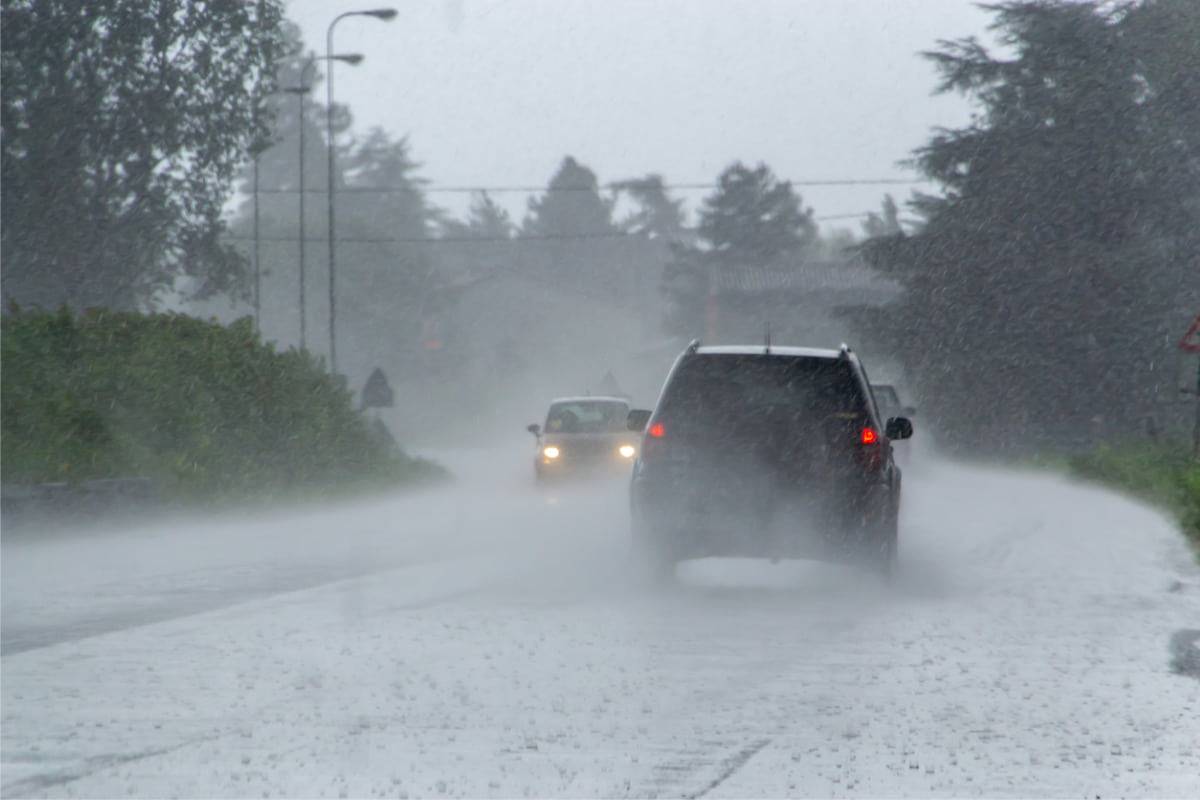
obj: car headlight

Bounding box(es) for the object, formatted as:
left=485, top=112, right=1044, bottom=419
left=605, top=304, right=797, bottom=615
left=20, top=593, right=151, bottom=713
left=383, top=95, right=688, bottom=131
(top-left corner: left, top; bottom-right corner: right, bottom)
left=618, top=444, right=636, bottom=459
left=542, top=445, right=560, bottom=459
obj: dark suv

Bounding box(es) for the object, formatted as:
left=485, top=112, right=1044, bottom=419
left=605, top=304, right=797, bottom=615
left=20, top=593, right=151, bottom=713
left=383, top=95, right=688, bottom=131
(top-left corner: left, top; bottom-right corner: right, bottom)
left=627, top=342, right=912, bottom=578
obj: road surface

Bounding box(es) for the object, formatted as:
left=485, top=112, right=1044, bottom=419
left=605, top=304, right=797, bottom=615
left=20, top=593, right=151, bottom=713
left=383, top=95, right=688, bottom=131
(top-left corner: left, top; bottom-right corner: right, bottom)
left=3, top=448, right=1199, bottom=797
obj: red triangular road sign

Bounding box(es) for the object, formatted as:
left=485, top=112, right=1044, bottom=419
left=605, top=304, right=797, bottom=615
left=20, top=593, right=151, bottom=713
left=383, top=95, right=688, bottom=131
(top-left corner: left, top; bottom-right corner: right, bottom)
left=1181, top=315, right=1200, bottom=353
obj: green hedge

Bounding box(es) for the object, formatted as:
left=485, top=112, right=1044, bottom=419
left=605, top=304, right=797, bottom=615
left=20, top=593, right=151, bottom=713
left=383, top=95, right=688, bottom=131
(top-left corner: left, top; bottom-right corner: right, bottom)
left=1, top=308, right=443, bottom=502
left=1068, top=443, right=1200, bottom=551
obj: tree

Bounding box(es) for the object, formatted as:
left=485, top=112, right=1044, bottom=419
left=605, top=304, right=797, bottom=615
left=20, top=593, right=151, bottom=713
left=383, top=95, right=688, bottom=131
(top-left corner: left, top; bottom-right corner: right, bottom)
left=1, top=0, right=286, bottom=310
left=238, top=25, right=350, bottom=204
left=221, top=37, right=441, bottom=389
left=861, top=195, right=901, bottom=239
left=696, top=162, right=816, bottom=263
left=342, top=128, right=432, bottom=237
left=662, top=161, right=817, bottom=336
left=334, top=128, right=441, bottom=380
left=217, top=23, right=353, bottom=349
left=856, top=0, right=1200, bottom=451
left=441, top=191, right=513, bottom=240
left=522, top=156, right=616, bottom=238
left=612, top=174, right=686, bottom=240
left=808, top=227, right=859, bottom=261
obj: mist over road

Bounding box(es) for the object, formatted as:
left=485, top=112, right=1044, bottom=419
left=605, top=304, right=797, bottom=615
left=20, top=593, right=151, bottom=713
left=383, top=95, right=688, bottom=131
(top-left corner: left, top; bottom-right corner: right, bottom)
left=3, top=447, right=1198, bottom=797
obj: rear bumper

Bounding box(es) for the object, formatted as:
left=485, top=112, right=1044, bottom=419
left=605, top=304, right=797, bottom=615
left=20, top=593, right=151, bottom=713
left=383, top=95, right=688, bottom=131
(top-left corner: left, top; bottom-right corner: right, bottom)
left=631, top=469, right=892, bottom=560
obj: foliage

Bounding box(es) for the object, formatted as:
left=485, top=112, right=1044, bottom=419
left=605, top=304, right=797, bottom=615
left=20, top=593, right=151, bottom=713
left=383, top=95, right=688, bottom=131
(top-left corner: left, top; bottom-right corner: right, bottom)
left=856, top=0, right=1200, bottom=451
left=696, top=162, right=816, bottom=262
left=227, top=25, right=441, bottom=383
left=234, top=21, right=349, bottom=204
left=663, top=161, right=817, bottom=336
left=440, top=191, right=514, bottom=241
left=523, top=156, right=617, bottom=237
left=860, top=195, right=901, bottom=239
left=612, top=174, right=686, bottom=240
left=0, top=308, right=443, bottom=502
left=336, top=129, right=442, bottom=377
left=1068, top=444, right=1200, bottom=550
left=1, top=0, right=287, bottom=310
left=428, top=158, right=676, bottom=408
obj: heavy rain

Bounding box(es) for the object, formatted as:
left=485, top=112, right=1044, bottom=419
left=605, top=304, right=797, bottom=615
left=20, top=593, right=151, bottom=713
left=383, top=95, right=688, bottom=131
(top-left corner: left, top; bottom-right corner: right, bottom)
left=2, top=1, right=1199, bottom=797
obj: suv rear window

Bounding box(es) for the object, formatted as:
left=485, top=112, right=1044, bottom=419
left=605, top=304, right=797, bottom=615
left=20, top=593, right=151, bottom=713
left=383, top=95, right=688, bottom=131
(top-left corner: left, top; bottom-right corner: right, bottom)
left=657, top=354, right=867, bottom=429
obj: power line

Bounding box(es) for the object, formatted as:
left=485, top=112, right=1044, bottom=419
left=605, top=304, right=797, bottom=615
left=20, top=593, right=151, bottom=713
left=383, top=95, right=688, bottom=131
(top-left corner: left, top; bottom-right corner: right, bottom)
left=226, top=213, right=874, bottom=247
left=252, top=177, right=926, bottom=196
left=229, top=231, right=673, bottom=245
left=238, top=233, right=612, bottom=243
left=814, top=212, right=878, bottom=221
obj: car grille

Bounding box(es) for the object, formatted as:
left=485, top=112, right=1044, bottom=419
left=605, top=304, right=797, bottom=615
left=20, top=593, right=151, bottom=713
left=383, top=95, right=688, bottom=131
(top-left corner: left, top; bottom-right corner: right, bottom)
left=558, top=438, right=617, bottom=461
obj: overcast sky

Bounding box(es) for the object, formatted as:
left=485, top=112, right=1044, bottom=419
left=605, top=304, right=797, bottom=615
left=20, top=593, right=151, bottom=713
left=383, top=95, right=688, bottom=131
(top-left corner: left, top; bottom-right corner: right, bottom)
left=284, top=0, right=995, bottom=232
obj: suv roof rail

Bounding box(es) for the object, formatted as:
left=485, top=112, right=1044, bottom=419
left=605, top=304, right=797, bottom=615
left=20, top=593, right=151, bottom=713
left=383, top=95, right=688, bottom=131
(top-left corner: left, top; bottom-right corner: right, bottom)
left=686, top=338, right=701, bottom=354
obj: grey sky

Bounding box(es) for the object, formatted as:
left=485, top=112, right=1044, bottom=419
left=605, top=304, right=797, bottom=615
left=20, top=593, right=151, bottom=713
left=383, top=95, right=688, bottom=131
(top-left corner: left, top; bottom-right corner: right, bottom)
left=285, top=0, right=994, bottom=232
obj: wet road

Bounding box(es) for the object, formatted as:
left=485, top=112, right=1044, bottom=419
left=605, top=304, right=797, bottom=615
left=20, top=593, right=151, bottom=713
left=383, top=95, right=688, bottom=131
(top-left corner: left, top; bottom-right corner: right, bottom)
left=3, top=448, right=1199, bottom=797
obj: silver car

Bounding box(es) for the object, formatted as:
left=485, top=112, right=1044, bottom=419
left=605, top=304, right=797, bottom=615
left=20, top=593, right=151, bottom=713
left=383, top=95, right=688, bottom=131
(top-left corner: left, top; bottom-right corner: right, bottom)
left=526, top=396, right=640, bottom=481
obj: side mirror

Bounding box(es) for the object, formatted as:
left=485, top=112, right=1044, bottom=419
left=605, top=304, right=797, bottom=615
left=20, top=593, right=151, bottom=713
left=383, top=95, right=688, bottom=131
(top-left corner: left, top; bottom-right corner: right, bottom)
left=886, top=417, right=913, bottom=440
left=526, top=423, right=541, bottom=436
left=626, top=409, right=652, bottom=432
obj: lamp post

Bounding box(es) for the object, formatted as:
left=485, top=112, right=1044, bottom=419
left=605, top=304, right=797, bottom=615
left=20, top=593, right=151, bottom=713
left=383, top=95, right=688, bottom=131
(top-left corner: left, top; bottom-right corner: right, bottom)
left=284, top=52, right=361, bottom=351
left=325, top=7, right=397, bottom=375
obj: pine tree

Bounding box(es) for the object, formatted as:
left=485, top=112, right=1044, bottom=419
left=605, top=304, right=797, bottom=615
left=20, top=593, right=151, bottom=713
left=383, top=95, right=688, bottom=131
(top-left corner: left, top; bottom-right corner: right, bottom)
left=522, top=156, right=616, bottom=238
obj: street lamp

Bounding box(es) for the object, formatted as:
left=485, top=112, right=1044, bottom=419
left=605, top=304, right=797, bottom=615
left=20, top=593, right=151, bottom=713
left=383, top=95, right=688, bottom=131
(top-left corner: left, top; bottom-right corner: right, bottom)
left=283, top=52, right=362, bottom=351
left=326, top=7, right=397, bottom=375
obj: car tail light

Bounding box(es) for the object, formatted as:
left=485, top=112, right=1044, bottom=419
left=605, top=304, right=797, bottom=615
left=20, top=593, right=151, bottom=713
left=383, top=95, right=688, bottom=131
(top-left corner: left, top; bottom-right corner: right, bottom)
left=856, top=426, right=883, bottom=471
left=641, top=421, right=666, bottom=461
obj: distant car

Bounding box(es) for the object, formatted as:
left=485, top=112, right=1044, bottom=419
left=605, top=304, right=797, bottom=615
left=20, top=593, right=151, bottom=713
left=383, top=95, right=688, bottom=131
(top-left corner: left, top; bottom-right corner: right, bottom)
left=627, top=342, right=913, bottom=579
left=526, top=396, right=640, bottom=481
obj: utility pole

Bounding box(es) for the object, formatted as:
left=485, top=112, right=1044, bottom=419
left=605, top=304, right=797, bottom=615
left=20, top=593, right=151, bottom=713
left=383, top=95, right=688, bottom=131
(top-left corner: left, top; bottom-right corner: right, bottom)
left=285, top=53, right=361, bottom=352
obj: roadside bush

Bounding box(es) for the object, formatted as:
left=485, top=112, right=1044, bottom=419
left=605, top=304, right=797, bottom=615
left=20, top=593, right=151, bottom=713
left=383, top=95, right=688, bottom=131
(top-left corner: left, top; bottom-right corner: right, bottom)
left=1068, top=443, right=1200, bottom=551
left=1, top=308, right=443, bottom=502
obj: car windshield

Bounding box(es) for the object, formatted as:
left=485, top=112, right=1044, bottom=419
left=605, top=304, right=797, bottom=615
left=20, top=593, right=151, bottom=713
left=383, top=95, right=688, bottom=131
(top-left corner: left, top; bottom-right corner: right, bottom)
left=545, top=400, right=629, bottom=433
